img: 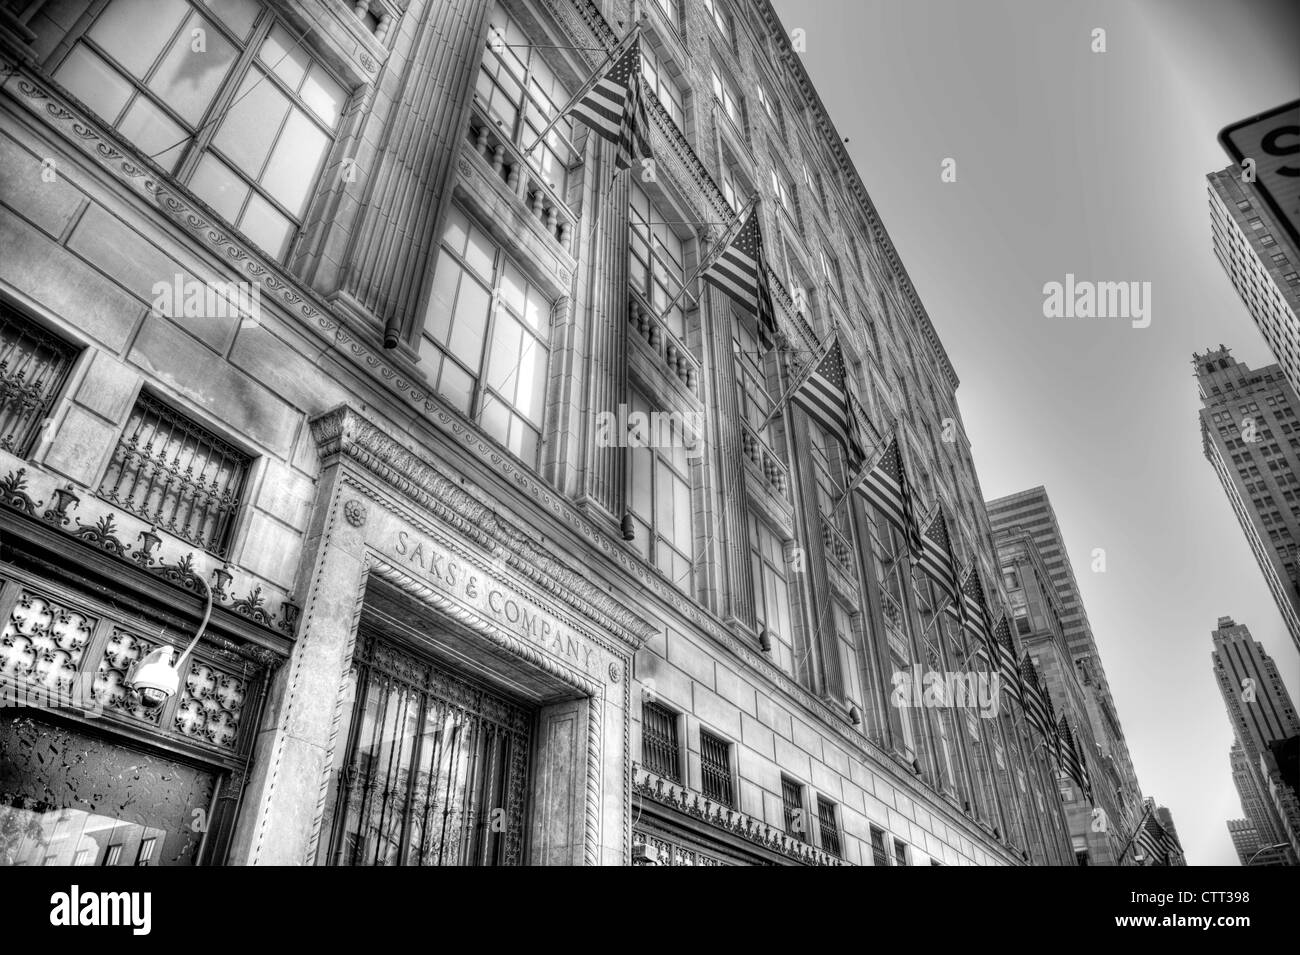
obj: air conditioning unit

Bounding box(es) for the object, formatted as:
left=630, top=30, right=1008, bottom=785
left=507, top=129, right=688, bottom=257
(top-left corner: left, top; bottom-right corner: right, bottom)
left=632, top=843, right=662, bottom=866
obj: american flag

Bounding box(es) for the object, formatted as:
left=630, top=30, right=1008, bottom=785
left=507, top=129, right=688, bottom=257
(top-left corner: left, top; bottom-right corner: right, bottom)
left=1058, top=717, right=1091, bottom=795
left=702, top=207, right=778, bottom=347
left=856, top=436, right=922, bottom=559
left=959, top=566, right=991, bottom=648
left=990, top=615, right=1022, bottom=708
left=1019, top=654, right=1054, bottom=745
left=919, top=510, right=960, bottom=615
left=790, top=339, right=864, bottom=465
left=1135, top=812, right=1181, bottom=865
left=570, top=38, right=650, bottom=170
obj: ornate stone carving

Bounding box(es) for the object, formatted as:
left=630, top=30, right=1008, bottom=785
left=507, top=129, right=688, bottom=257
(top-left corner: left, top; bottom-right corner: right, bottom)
left=608, top=661, right=620, bottom=684
left=343, top=498, right=368, bottom=527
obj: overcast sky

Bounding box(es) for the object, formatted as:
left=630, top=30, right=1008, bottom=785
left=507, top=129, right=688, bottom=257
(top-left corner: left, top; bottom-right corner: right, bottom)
left=771, top=0, right=1300, bottom=865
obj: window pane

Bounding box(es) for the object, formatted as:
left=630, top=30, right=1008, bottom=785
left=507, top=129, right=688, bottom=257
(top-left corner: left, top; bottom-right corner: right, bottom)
left=202, top=0, right=260, bottom=39
left=190, top=154, right=248, bottom=222
left=486, top=315, right=523, bottom=396
left=260, top=108, right=330, bottom=215
left=425, top=254, right=461, bottom=344
left=448, top=279, right=490, bottom=367
left=54, top=46, right=132, bottom=124
left=463, top=222, right=495, bottom=282
left=436, top=359, right=474, bottom=414
left=117, top=97, right=187, bottom=171
left=655, top=461, right=674, bottom=529
left=672, top=477, right=691, bottom=547
left=631, top=446, right=652, bottom=515
left=89, top=0, right=188, bottom=78
left=499, top=260, right=526, bottom=318
left=238, top=191, right=292, bottom=259
left=442, top=206, right=469, bottom=256
left=516, top=342, right=546, bottom=425
left=479, top=394, right=510, bottom=446
left=300, top=63, right=346, bottom=128
left=214, top=69, right=290, bottom=177
left=147, top=13, right=237, bottom=125
left=259, top=22, right=309, bottom=90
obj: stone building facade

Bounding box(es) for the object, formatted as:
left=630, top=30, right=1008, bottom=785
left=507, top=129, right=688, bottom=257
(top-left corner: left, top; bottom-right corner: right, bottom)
left=0, top=0, right=1071, bottom=865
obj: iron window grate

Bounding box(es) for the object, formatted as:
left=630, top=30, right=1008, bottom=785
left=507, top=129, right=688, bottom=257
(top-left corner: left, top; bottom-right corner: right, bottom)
left=699, top=730, right=733, bottom=808
left=97, top=392, right=251, bottom=558
left=0, top=305, right=78, bottom=457
left=816, top=795, right=841, bottom=857
left=870, top=826, right=889, bottom=866
left=641, top=700, right=681, bottom=782
left=894, top=838, right=909, bottom=866
left=781, top=776, right=805, bottom=841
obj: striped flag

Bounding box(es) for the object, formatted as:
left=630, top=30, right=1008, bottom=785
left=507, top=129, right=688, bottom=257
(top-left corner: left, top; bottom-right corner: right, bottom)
left=959, top=566, right=992, bottom=649
left=1058, top=716, right=1090, bottom=795
left=703, top=207, right=778, bottom=348
left=919, top=510, right=960, bottom=615
left=1019, top=654, right=1053, bottom=743
left=990, top=615, right=1022, bottom=708
left=1135, top=813, right=1180, bottom=865
left=856, top=436, right=923, bottom=559
left=790, top=339, right=864, bottom=466
left=570, top=37, right=650, bottom=170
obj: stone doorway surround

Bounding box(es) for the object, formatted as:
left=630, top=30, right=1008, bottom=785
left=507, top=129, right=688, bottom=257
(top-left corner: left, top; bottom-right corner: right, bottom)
left=229, top=405, right=655, bottom=865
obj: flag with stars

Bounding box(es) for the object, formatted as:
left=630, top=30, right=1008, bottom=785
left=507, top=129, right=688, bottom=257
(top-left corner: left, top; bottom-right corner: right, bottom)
left=702, top=206, right=778, bottom=347
left=990, top=615, right=1022, bottom=709
left=1059, top=716, right=1091, bottom=796
left=1019, top=654, right=1053, bottom=744
left=919, top=510, right=960, bottom=614
left=958, top=566, right=992, bottom=649
left=856, top=436, right=923, bottom=560
left=570, top=37, right=651, bottom=170
left=790, top=338, right=864, bottom=465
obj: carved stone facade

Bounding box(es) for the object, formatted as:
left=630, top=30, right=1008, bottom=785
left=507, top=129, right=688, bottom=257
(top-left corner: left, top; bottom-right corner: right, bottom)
left=1, top=0, right=1072, bottom=865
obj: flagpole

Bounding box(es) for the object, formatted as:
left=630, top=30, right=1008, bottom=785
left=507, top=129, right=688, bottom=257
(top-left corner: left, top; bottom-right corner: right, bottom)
left=521, top=23, right=641, bottom=156
left=753, top=328, right=837, bottom=435
left=651, top=192, right=757, bottom=323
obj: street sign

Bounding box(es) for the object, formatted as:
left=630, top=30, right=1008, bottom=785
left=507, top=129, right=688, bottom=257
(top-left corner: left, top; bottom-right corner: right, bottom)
left=1219, top=99, right=1300, bottom=248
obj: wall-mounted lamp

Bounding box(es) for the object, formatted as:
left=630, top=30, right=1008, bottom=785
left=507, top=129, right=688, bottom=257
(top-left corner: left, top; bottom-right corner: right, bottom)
left=127, top=574, right=213, bottom=710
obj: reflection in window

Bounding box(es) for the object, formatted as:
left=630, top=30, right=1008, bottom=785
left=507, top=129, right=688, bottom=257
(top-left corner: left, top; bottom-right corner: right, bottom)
left=749, top=515, right=792, bottom=670
left=627, top=390, right=694, bottom=591
left=629, top=183, right=687, bottom=341
left=421, top=207, right=551, bottom=465
left=477, top=2, right=576, bottom=195
left=52, top=0, right=346, bottom=262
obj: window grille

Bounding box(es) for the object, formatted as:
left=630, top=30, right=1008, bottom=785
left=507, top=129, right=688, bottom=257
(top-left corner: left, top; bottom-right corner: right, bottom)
left=97, top=392, right=250, bottom=557
left=699, top=730, right=733, bottom=808
left=781, top=776, right=805, bottom=841
left=641, top=700, right=680, bottom=782
left=816, top=796, right=841, bottom=857
left=0, top=305, right=77, bottom=456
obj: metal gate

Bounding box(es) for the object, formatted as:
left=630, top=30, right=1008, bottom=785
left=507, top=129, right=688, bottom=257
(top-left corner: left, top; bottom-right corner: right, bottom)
left=332, top=632, right=531, bottom=866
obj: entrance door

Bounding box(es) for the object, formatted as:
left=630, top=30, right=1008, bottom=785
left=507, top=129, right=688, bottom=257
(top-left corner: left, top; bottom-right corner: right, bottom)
left=332, top=633, right=531, bottom=866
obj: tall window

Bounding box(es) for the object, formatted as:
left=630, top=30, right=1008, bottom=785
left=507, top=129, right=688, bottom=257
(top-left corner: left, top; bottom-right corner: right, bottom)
left=641, top=700, right=680, bottom=781
left=816, top=796, right=841, bottom=857
left=733, top=311, right=780, bottom=445
left=629, top=183, right=688, bottom=341
left=781, top=776, right=805, bottom=841
left=478, top=2, right=576, bottom=195
left=702, top=0, right=733, bottom=46
left=869, top=825, right=889, bottom=866
left=0, top=305, right=78, bottom=457
left=710, top=63, right=744, bottom=132
left=640, top=41, right=685, bottom=130
left=770, top=168, right=796, bottom=223
left=750, top=515, right=794, bottom=669
left=651, top=0, right=682, bottom=33
left=98, top=392, right=250, bottom=558
left=699, top=730, right=733, bottom=807
left=53, top=0, right=347, bottom=261
left=755, top=79, right=783, bottom=133
left=893, top=838, right=909, bottom=866
left=627, top=390, right=694, bottom=591
left=422, top=207, right=551, bottom=465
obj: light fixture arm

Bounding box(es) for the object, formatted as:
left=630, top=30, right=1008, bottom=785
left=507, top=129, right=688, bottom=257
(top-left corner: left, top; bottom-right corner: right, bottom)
left=173, top=574, right=214, bottom=674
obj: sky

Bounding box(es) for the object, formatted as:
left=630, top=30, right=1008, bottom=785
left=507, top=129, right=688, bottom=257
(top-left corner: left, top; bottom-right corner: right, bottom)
left=770, top=0, right=1300, bottom=865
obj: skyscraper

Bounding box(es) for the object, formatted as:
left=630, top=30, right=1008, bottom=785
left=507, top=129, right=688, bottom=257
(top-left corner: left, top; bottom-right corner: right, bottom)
left=1212, top=617, right=1300, bottom=863
left=1226, top=817, right=1262, bottom=865
left=986, top=487, right=1145, bottom=832
left=1194, top=347, right=1300, bottom=653
left=1207, top=166, right=1300, bottom=397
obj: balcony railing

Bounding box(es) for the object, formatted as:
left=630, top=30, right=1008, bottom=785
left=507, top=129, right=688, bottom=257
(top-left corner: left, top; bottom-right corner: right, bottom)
left=740, top=422, right=788, bottom=498
left=821, top=516, right=853, bottom=575
left=627, top=294, right=699, bottom=394
left=466, top=104, right=575, bottom=253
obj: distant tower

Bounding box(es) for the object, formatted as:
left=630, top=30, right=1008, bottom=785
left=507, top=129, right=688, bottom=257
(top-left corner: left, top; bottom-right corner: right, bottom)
left=1212, top=617, right=1300, bottom=863
left=1195, top=347, right=1300, bottom=654
left=1206, top=167, right=1300, bottom=396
